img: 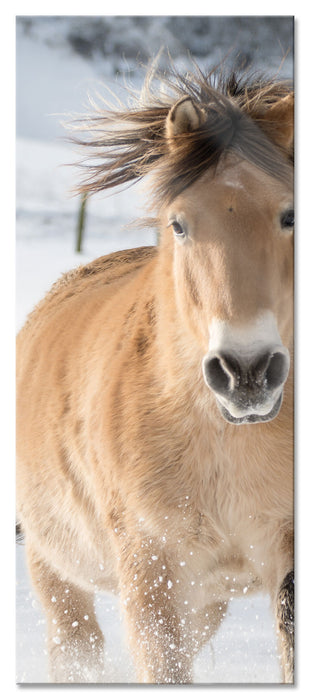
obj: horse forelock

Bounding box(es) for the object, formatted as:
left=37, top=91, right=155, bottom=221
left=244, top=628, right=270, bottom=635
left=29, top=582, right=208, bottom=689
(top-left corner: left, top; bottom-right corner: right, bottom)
left=72, top=60, right=293, bottom=208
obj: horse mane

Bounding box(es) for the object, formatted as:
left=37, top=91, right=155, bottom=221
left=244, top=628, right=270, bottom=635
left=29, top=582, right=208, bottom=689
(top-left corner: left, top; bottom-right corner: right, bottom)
left=71, top=59, right=293, bottom=207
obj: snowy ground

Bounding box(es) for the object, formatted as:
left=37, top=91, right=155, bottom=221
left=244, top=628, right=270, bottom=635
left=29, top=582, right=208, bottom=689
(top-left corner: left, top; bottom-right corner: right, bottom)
left=15, top=15, right=294, bottom=687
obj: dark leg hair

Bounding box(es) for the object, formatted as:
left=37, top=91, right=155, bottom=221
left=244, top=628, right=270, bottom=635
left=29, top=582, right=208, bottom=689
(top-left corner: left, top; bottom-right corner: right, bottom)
left=276, top=570, right=294, bottom=683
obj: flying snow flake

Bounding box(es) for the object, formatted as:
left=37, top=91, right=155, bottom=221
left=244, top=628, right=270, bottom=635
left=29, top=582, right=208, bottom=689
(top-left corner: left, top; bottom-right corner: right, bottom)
left=72, top=621, right=79, bottom=628
left=52, top=636, right=61, bottom=645
left=51, top=596, right=57, bottom=603
left=167, top=580, right=173, bottom=589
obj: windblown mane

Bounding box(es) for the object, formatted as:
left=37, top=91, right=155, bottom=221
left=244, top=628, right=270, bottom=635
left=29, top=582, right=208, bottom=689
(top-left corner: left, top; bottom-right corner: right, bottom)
left=71, top=60, right=293, bottom=206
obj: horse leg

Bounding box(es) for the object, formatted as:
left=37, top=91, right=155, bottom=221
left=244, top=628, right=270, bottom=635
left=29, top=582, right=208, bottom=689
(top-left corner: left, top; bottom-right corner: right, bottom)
left=120, top=573, right=228, bottom=683
left=117, top=549, right=194, bottom=683
left=123, top=595, right=193, bottom=683
left=27, top=546, right=105, bottom=682
left=276, top=570, right=294, bottom=683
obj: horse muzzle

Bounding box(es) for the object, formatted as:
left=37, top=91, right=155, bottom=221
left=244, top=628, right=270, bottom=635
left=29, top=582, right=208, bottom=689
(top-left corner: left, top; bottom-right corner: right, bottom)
left=202, top=346, right=290, bottom=425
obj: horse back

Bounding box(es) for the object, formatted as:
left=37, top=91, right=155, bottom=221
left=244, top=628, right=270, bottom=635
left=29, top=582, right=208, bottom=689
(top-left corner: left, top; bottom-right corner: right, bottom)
left=18, top=245, right=156, bottom=338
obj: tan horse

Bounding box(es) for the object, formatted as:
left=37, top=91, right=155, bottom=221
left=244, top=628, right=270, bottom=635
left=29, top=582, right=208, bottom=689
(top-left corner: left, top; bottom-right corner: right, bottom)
left=16, top=65, right=294, bottom=684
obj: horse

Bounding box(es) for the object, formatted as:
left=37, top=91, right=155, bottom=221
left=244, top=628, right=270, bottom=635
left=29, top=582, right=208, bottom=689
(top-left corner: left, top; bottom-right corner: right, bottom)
left=16, top=62, right=294, bottom=684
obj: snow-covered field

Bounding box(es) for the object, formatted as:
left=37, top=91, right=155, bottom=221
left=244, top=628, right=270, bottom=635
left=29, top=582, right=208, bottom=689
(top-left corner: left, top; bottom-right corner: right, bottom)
left=15, top=15, right=296, bottom=688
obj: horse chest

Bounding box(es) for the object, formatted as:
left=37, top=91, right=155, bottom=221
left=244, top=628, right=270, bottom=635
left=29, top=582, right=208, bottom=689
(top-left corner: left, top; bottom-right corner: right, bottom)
left=135, top=431, right=288, bottom=577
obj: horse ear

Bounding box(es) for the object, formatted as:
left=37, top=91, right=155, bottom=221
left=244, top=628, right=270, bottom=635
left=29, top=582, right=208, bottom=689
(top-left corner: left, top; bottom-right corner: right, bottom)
left=259, top=93, right=294, bottom=153
left=166, top=97, right=206, bottom=144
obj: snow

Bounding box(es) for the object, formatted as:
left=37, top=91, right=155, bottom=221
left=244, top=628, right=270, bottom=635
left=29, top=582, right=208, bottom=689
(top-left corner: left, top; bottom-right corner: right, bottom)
left=15, top=15, right=294, bottom=687
left=16, top=137, right=155, bottom=331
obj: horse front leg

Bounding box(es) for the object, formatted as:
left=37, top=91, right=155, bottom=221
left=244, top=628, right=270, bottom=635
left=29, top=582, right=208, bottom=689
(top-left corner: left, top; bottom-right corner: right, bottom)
left=27, top=545, right=105, bottom=683
left=276, top=570, right=294, bottom=683
left=117, top=542, right=193, bottom=684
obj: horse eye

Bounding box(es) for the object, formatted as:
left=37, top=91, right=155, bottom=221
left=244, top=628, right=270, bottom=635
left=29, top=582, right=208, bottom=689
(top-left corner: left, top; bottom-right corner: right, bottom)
left=280, top=209, right=294, bottom=229
left=171, top=221, right=186, bottom=237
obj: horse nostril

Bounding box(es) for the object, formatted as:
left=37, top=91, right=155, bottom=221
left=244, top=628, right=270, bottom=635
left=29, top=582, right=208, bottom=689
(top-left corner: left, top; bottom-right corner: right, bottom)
left=203, top=348, right=290, bottom=397
left=252, top=353, right=270, bottom=381
left=203, top=354, right=239, bottom=394
left=265, top=351, right=290, bottom=389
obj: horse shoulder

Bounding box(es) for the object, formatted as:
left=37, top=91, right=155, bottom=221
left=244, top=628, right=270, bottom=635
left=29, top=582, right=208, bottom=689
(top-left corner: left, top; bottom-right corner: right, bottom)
left=16, top=246, right=158, bottom=542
